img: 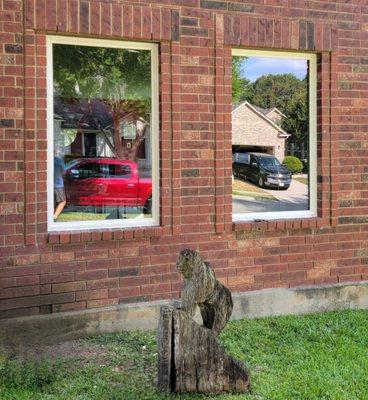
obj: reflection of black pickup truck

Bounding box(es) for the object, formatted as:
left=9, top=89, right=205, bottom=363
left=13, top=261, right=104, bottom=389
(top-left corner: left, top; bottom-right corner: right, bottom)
left=233, top=152, right=291, bottom=190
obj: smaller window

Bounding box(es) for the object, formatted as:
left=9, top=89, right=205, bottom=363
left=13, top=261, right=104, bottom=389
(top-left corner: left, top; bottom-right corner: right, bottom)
left=232, top=49, right=317, bottom=222
left=233, top=152, right=250, bottom=164
left=121, top=122, right=137, bottom=140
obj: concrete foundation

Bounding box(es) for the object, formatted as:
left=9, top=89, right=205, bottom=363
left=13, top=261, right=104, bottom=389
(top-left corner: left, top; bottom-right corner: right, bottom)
left=1, top=282, right=368, bottom=355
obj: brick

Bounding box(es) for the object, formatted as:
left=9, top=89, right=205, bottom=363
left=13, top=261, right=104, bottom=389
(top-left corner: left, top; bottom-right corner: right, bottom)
left=13, top=254, right=40, bottom=266
left=109, top=286, right=140, bottom=298
left=0, top=306, right=40, bottom=320
left=87, top=298, right=118, bottom=309
left=52, top=281, right=86, bottom=293
left=50, top=261, right=85, bottom=273
left=0, top=119, right=14, bottom=127
left=120, top=276, right=150, bottom=286
left=254, top=273, right=280, bottom=283
left=76, top=289, right=108, bottom=301
left=5, top=44, right=23, bottom=54
left=86, top=259, right=118, bottom=270
left=40, top=252, right=74, bottom=263
left=0, top=285, right=40, bottom=299
left=75, top=269, right=108, bottom=281
left=119, top=295, right=149, bottom=304
left=52, top=301, right=86, bottom=313
left=86, top=278, right=119, bottom=290
left=141, top=283, right=171, bottom=295
left=79, top=1, right=89, bottom=33
left=108, top=267, right=139, bottom=278
left=0, top=293, right=75, bottom=311
left=0, top=265, right=50, bottom=278
left=200, top=0, right=227, bottom=10
left=40, top=272, right=74, bottom=284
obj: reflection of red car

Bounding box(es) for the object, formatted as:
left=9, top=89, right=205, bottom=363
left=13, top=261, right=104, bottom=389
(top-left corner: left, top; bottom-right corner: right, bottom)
left=64, top=158, right=152, bottom=213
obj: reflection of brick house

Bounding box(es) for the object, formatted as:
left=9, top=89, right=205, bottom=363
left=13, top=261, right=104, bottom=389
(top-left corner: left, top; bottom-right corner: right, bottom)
left=232, top=101, right=289, bottom=162
left=54, top=100, right=150, bottom=168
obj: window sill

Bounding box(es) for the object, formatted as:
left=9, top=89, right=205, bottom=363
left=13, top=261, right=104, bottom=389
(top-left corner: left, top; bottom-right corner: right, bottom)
left=48, top=217, right=158, bottom=233
left=48, top=225, right=167, bottom=244
left=233, top=217, right=327, bottom=233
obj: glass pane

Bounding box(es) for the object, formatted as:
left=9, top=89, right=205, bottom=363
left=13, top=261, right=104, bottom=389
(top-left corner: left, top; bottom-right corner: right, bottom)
left=108, top=163, right=131, bottom=178
left=232, top=54, right=310, bottom=216
left=53, top=44, right=153, bottom=223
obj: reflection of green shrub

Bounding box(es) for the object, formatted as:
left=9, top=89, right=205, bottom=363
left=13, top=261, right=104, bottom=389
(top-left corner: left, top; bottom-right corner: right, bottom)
left=283, top=156, right=303, bottom=174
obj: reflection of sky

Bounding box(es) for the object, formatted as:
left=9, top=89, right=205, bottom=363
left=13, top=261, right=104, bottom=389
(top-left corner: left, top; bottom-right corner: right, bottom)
left=241, top=57, right=308, bottom=82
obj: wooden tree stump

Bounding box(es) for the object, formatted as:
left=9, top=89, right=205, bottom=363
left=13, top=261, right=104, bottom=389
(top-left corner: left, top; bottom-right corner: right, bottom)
left=157, top=306, right=250, bottom=393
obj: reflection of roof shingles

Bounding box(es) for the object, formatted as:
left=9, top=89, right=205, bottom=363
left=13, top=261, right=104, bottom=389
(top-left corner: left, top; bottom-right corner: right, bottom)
left=54, top=98, right=113, bottom=131
left=232, top=103, right=285, bottom=118
left=253, top=105, right=273, bottom=116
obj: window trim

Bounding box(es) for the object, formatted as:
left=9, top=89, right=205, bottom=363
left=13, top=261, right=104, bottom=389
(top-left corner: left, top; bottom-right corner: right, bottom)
left=46, top=35, right=159, bottom=232
left=231, top=48, right=317, bottom=222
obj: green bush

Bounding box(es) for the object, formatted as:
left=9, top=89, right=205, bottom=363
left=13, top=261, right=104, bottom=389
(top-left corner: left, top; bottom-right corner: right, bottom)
left=282, top=156, right=303, bottom=174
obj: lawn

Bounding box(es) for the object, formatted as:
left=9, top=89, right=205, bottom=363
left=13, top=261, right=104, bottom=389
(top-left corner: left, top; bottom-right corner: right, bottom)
left=57, top=210, right=146, bottom=222
left=294, top=176, right=308, bottom=185
left=232, top=178, right=277, bottom=201
left=1, top=310, right=368, bottom=400
left=57, top=211, right=110, bottom=222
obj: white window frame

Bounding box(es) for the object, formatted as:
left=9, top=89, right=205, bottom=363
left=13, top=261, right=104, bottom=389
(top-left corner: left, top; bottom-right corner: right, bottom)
left=46, top=36, right=159, bottom=232
left=232, top=48, right=317, bottom=222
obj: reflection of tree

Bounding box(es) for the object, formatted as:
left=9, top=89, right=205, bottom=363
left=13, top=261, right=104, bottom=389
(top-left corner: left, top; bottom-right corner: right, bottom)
left=232, top=62, right=308, bottom=152
left=104, top=98, right=149, bottom=159
left=53, top=45, right=151, bottom=160
left=232, top=57, right=254, bottom=104
left=249, top=74, right=308, bottom=151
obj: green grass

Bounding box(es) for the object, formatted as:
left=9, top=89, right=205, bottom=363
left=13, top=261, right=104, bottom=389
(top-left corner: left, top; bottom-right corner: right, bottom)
left=232, top=179, right=277, bottom=201
left=57, top=211, right=145, bottom=222
left=57, top=211, right=110, bottom=222
left=294, top=177, right=308, bottom=185
left=1, top=310, right=368, bottom=399
left=232, top=190, right=277, bottom=201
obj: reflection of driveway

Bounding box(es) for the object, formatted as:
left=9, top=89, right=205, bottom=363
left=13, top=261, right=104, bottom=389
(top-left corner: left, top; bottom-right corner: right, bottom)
left=262, top=178, right=308, bottom=203
left=233, top=178, right=308, bottom=213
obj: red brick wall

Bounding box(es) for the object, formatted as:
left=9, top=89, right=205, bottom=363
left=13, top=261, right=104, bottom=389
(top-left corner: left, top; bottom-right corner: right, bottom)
left=1, top=0, right=367, bottom=319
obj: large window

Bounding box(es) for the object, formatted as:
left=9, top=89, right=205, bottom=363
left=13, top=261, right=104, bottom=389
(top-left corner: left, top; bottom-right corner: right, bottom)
left=47, top=37, right=159, bottom=231
left=232, top=49, right=317, bottom=221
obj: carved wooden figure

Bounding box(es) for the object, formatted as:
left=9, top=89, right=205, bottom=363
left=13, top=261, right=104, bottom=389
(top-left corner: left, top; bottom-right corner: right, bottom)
left=176, top=249, right=233, bottom=335
left=157, top=249, right=250, bottom=394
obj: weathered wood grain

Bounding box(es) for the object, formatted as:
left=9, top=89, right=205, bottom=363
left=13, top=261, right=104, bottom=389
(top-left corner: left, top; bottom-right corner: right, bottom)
left=157, top=306, right=250, bottom=393
left=176, top=249, right=233, bottom=335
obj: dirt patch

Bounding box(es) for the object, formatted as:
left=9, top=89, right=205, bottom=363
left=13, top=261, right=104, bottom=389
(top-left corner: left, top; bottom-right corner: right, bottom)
left=13, top=340, right=107, bottom=362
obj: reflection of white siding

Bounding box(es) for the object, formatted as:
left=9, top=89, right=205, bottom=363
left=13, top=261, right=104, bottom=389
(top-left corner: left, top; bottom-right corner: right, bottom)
left=54, top=120, right=71, bottom=156
left=232, top=103, right=286, bottom=162
left=96, top=132, right=114, bottom=157
left=266, top=109, right=282, bottom=125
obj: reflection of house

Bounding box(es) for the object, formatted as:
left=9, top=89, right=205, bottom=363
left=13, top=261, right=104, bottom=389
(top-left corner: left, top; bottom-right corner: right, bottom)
left=232, top=101, right=289, bottom=162
left=54, top=99, right=150, bottom=167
